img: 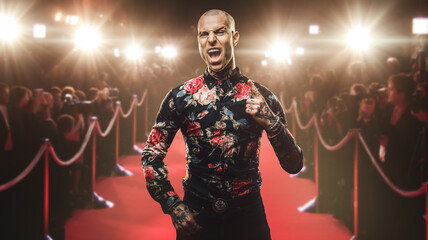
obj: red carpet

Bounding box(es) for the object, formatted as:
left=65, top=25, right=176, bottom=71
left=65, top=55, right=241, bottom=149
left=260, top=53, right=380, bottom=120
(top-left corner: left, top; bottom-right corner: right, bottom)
left=65, top=133, right=352, bottom=239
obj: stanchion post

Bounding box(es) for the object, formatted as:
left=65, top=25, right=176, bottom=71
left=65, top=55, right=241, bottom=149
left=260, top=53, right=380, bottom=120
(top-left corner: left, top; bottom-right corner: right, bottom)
left=43, top=139, right=50, bottom=238
left=352, top=130, right=359, bottom=240
left=314, top=130, right=319, bottom=199
left=115, top=101, right=120, bottom=165
left=132, top=95, right=137, bottom=146
left=91, top=117, right=98, bottom=193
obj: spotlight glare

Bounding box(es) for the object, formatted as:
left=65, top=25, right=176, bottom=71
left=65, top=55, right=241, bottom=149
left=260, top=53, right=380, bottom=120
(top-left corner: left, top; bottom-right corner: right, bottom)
left=55, top=13, right=62, bottom=22
left=347, top=27, right=371, bottom=51
left=66, top=15, right=79, bottom=25
left=74, top=26, right=101, bottom=51
left=161, top=46, right=177, bottom=58
left=261, top=59, right=268, bottom=67
left=295, top=47, right=305, bottom=55
left=113, top=48, right=120, bottom=57
left=33, top=24, right=46, bottom=39
left=413, top=17, right=428, bottom=35
left=309, top=25, right=320, bottom=35
left=125, top=45, right=143, bottom=60
left=270, top=42, right=290, bottom=61
left=0, top=16, right=20, bottom=42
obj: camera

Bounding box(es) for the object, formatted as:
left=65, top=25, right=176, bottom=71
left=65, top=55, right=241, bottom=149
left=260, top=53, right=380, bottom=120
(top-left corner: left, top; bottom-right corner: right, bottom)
left=63, top=93, right=93, bottom=114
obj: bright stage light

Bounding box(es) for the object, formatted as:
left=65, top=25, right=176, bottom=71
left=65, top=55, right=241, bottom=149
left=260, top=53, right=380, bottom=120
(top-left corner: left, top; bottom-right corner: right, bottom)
left=55, top=13, right=62, bottom=22
left=161, top=46, right=177, bottom=58
left=295, top=47, right=305, bottom=55
left=413, top=17, right=428, bottom=35
left=33, top=24, right=46, bottom=39
left=0, top=16, right=20, bottom=42
left=155, top=45, right=161, bottom=53
left=261, top=59, right=268, bottom=67
left=125, top=45, right=143, bottom=60
left=74, top=26, right=101, bottom=51
left=309, top=25, right=320, bottom=35
left=347, top=27, right=371, bottom=51
left=113, top=48, right=120, bottom=57
left=269, top=42, right=290, bottom=61
left=66, top=15, right=79, bottom=25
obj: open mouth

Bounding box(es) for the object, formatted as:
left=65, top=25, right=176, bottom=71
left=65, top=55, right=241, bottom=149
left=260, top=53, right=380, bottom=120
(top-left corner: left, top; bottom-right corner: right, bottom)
left=207, top=48, right=221, bottom=64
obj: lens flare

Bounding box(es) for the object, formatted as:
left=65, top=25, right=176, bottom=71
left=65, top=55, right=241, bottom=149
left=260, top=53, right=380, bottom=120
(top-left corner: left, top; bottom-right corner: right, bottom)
left=347, top=27, right=371, bottom=51
left=74, top=26, right=101, bottom=51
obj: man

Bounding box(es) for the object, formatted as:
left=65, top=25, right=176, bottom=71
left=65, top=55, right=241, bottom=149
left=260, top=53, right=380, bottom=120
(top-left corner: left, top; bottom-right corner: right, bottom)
left=141, top=9, right=303, bottom=240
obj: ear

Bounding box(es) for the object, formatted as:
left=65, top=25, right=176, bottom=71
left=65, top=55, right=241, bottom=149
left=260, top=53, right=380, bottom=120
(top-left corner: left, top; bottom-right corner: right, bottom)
left=233, top=31, right=240, bottom=47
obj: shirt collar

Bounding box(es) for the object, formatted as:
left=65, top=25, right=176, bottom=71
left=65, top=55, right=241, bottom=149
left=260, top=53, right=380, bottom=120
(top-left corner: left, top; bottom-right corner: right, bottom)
left=203, top=67, right=248, bottom=89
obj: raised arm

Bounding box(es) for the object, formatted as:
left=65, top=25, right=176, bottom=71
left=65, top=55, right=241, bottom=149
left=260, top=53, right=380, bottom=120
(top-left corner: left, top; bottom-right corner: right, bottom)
left=245, top=80, right=303, bottom=174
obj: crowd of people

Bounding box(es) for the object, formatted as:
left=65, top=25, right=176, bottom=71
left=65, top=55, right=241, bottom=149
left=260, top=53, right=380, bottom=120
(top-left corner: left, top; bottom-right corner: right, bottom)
left=0, top=34, right=427, bottom=239
left=289, top=38, right=428, bottom=239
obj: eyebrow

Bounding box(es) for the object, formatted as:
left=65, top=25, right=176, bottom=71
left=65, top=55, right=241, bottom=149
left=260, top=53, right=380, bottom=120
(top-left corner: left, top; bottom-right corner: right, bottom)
left=198, top=26, right=228, bottom=35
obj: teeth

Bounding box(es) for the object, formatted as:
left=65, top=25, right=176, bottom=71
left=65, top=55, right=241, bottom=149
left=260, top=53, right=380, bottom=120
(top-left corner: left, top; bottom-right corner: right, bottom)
left=208, top=49, right=220, bottom=54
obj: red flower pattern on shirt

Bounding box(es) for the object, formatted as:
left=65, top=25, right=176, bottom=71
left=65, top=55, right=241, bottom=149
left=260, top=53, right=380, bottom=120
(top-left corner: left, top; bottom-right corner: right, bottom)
left=184, top=76, right=204, bottom=93
left=148, top=128, right=165, bottom=147
left=234, top=82, right=251, bottom=100
left=232, top=178, right=251, bottom=197
left=144, top=166, right=156, bottom=181
left=211, top=129, right=223, bottom=146
left=187, top=121, right=202, bottom=137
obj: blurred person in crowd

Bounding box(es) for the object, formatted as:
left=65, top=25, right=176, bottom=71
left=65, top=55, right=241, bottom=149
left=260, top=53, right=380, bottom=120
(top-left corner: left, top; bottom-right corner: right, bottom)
left=0, top=83, right=13, bottom=184
left=0, top=83, right=12, bottom=155
left=50, top=86, right=63, bottom=120
left=378, top=73, right=423, bottom=239
left=368, top=82, right=388, bottom=120
left=318, top=95, right=352, bottom=224
left=307, top=74, right=327, bottom=115
left=348, top=83, right=369, bottom=127
left=141, top=9, right=303, bottom=240
left=5, top=86, right=46, bottom=239
left=75, top=89, right=87, bottom=101
left=87, top=87, right=100, bottom=102
left=8, top=86, right=32, bottom=155
left=61, top=86, right=76, bottom=101
left=323, top=68, right=341, bottom=101
left=92, top=87, right=116, bottom=176
left=293, top=90, right=316, bottom=180
left=353, top=92, right=383, bottom=239
left=411, top=81, right=428, bottom=183
left=386, top=57, right=401, bottom=76
left=47, top=113, right=79, bottom=240
left=56, top=114, right=84, bottom=201
left=345, top=60, right=370, bottom=88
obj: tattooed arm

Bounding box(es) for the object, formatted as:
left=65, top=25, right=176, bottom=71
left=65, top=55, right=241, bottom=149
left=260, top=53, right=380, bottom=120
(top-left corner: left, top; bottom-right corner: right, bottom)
left=245, top=80, right=303, bottom=174
left=170, top=203, right=202, bottom=236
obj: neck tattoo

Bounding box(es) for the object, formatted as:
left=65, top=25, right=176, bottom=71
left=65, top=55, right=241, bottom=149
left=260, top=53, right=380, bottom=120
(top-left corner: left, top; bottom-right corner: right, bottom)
left=210, top=62, right=234, bottom=81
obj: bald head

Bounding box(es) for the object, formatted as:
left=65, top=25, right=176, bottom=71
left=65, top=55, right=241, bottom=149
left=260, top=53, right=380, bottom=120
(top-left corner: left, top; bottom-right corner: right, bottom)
left=198, top=9, right=235, bottom=32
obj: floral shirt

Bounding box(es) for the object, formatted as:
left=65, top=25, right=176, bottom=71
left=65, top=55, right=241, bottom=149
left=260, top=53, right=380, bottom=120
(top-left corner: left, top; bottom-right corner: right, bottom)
left=141, top=68, right=303, bottom=214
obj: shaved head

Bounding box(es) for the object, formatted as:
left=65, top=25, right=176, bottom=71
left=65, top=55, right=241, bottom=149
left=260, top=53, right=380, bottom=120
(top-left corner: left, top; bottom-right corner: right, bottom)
left=198, top=9, right=235, bottom=32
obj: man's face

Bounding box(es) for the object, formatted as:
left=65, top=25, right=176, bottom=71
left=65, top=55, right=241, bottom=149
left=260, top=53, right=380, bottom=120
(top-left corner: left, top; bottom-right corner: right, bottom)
left=387, top=81, right=399, bottom=104
left=198, top=13, right=239, bottom=73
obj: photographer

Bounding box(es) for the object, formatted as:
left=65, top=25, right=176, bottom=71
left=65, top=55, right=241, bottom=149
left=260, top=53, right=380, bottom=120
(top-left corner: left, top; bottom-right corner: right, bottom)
left=378, top=73, right=422, bottom=239
left=92, top=87, right=117, bottom=176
